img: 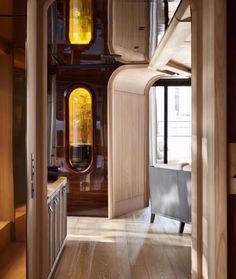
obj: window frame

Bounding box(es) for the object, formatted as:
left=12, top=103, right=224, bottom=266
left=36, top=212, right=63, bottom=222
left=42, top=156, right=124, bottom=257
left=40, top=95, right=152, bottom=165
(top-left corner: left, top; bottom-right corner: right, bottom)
left=152, top=78, right=191, bottom=164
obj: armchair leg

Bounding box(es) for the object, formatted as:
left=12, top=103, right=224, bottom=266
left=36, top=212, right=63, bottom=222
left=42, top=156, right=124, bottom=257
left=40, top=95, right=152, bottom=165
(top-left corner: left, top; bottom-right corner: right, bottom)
left=150, top=213, right=155, bottom=223
left=179, top=222, right=185, bottom=234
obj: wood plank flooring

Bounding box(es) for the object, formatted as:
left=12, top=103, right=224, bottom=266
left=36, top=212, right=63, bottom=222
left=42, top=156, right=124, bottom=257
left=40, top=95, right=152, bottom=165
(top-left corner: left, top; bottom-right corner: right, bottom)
left=0, top=243, right=26, bottom=279
left=52, top=208, right=191, bottom=279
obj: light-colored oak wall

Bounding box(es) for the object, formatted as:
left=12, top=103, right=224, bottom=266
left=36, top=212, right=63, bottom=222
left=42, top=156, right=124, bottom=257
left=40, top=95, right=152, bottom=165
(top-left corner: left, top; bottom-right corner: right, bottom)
left=108, top=66, right=165, bottom=218
left=190, top=1, right=202, bottom=277
left=191, top=0, right=227, bottom=278
left=108, top=0, right=150, bottom=63
left=108, top=0, right=227, bottom=278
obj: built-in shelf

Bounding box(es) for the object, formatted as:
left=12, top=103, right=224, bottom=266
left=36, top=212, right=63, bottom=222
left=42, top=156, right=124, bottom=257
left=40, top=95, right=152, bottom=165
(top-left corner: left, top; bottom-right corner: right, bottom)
left=0, top=221, right=11, bottom=252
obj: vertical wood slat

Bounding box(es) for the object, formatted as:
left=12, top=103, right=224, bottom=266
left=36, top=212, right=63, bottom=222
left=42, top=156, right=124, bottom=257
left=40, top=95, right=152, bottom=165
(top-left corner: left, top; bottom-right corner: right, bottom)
left=108, top=0, right=150, bottom=63
left=0, top=54, right=14, bottom=222
left=27, top=0, right=38, bottom=277
left=0, top=0, right=14, bottom=224
left=227, top=0, right=236, bottom=278
left=191, top=0, right=227, bottom=278
left=190, top=0, right=203, bottom=277
left=27, top=0, right=53, bottom=278
left=108, top=66, right=164, bottom=218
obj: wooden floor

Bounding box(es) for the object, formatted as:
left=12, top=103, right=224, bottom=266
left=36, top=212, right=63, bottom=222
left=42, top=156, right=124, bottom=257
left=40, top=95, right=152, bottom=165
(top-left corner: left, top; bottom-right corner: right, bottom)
left=52, top=208, right=191, bottom=279
left=0, top=243, right=26, bottom=279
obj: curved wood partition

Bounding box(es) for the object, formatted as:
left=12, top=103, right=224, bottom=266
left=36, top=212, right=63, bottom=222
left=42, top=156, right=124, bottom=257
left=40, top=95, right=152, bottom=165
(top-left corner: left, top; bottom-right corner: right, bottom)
left=27, top=0, right=227, bottom=278
left=107, top=0, right=150, bottom=63
left=108, top=65, right=166, bottom=218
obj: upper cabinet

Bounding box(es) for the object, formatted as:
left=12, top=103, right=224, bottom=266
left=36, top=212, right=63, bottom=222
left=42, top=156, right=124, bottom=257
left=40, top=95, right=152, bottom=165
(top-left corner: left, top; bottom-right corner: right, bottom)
left=108, top=0, right=150, bottom=63
left=107, top=0, right=182, bottom=64
left=149, top=0, right=191, bottom=76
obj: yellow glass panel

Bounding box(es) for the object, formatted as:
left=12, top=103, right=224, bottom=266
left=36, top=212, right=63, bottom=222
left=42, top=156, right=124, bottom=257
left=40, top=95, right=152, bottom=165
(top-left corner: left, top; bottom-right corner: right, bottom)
left=69, top=88, right=93, bottom=171
left=69, top=0, right=92, bottom=45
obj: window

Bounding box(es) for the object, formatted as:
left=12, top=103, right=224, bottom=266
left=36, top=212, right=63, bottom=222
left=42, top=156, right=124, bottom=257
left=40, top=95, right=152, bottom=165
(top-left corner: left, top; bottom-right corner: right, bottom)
left=69, top=0, right=93, bottom=45
left=67, top=87, right=93, bottom=172
left=149, top=81, right=191, bottom=165
left=167, top=86, right=191, bottom=162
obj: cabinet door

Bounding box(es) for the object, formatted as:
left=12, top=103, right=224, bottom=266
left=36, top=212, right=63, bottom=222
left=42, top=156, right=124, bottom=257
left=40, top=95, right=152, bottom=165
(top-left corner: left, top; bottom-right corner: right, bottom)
left=48, top=200, right=54, bottom=270
left=62, top=185, right=67, bottom=241
left=59, top=190, right=62, bottom=248
left=54, top=194, right=60, bottom=257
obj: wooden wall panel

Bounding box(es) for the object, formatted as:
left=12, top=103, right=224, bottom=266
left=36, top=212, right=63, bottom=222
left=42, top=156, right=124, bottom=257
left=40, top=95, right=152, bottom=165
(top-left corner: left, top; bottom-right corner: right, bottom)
left=108, top=0, right=150, bottom=63
left=108, top=65, right=164, bottom=218
left=0, top=54, right=14, bottom=222
left=227, top=0, right=236, bottom=277
left=27, top=0, right=53, bottom=278
left=190, top=1, right=203, bottom=277
left=191, top=0, right=227, bottom=278
left=112, top=92, right=145, bottom=213
left=27, top=0, right=38, bottom=277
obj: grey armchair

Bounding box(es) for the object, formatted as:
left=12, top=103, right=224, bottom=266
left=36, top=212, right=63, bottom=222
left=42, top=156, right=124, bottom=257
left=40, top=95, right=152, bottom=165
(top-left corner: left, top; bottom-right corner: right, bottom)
left=149, top=163, right=191, bottom=233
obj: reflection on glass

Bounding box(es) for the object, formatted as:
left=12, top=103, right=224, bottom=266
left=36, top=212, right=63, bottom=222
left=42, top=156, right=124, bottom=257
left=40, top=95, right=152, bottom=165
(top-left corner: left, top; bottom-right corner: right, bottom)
left=69, top=0, right=92, bottom=45
left=157, top=0, right=182, bottom=44
left=69, top=88, right=93, bottom=171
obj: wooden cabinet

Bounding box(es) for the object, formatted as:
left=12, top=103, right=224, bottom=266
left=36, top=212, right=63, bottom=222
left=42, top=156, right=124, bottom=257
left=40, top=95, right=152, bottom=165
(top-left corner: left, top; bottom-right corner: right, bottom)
left=47, top=177, right=67, bottom=278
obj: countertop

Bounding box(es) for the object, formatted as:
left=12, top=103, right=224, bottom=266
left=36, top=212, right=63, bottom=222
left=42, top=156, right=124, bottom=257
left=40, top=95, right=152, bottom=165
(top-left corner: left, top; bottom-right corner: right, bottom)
left=47, top=176, right=67, bottom=198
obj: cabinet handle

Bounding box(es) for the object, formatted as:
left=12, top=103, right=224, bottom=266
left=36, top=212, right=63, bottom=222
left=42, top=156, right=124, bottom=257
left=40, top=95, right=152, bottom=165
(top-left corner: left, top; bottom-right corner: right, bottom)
left=48, top=205, right=53, bottom=213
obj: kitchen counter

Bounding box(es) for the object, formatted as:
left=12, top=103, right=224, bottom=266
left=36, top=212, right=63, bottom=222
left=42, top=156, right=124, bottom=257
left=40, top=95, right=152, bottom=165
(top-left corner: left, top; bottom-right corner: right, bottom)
left=47, top=176, right=67, bottom=198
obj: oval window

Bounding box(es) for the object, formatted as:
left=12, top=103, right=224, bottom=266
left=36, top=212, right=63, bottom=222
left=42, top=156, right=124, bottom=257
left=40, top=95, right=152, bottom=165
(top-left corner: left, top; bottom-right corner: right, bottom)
left=68, top=88, right=93, bottom=172
left=69, top=0, right=93, bottom=45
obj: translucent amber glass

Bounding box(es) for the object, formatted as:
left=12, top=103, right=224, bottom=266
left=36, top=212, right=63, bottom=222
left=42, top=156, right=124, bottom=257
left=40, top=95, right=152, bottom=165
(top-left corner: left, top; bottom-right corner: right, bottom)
left=69, top=88, right=93, bottom=171
left=69, top=0, right=92, bottom=45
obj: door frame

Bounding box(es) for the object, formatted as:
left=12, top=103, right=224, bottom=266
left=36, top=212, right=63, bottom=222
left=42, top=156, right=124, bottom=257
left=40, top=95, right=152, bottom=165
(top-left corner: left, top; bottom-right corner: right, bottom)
left=26, top=0, right=227, bottom=278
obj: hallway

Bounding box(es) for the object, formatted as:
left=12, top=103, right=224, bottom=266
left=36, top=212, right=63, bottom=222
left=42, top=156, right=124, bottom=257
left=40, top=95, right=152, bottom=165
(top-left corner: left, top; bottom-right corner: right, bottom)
left=52, top=208, right=191, bottom=279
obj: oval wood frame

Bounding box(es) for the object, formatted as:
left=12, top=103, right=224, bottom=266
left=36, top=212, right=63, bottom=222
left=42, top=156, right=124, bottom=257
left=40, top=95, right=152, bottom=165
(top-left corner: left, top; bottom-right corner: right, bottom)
left=64, top=84, right=96, bottom=176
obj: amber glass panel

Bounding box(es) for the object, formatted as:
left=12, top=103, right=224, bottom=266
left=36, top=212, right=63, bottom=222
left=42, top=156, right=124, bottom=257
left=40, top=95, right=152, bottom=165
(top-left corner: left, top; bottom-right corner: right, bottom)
left=69, top=88, right=93, bottom=171
left=69, top=0, right=92, bottom=45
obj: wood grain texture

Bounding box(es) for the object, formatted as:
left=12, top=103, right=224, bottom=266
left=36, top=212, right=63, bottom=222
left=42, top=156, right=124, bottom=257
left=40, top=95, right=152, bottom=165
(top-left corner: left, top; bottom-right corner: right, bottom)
left=204, top=0, right=227, bottom=278
left=27, top=0, right=54, bottom=278
left=0, top=54, right=14, bottom=222
left=26, top=1, right=38, bottom=277
left=227, top=0, right=236, bottom=277
left=0, top=221, right=11, bottom=252
left=190, top=0, right=227, bottom=278
left=108, top=65, right=165, bottom=218
left=149, top=0, right=191, bottom=76
left=47, top=177, right=67, bottom=198
left=190, top=1, right=203, bottom=278
left=52, top=208, right=191, bottom=279
left=108, top=0, right=150, bottom=63
left=0, top=243, right=26, bottom=279
left=15, top=211, right=26, bottom=242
